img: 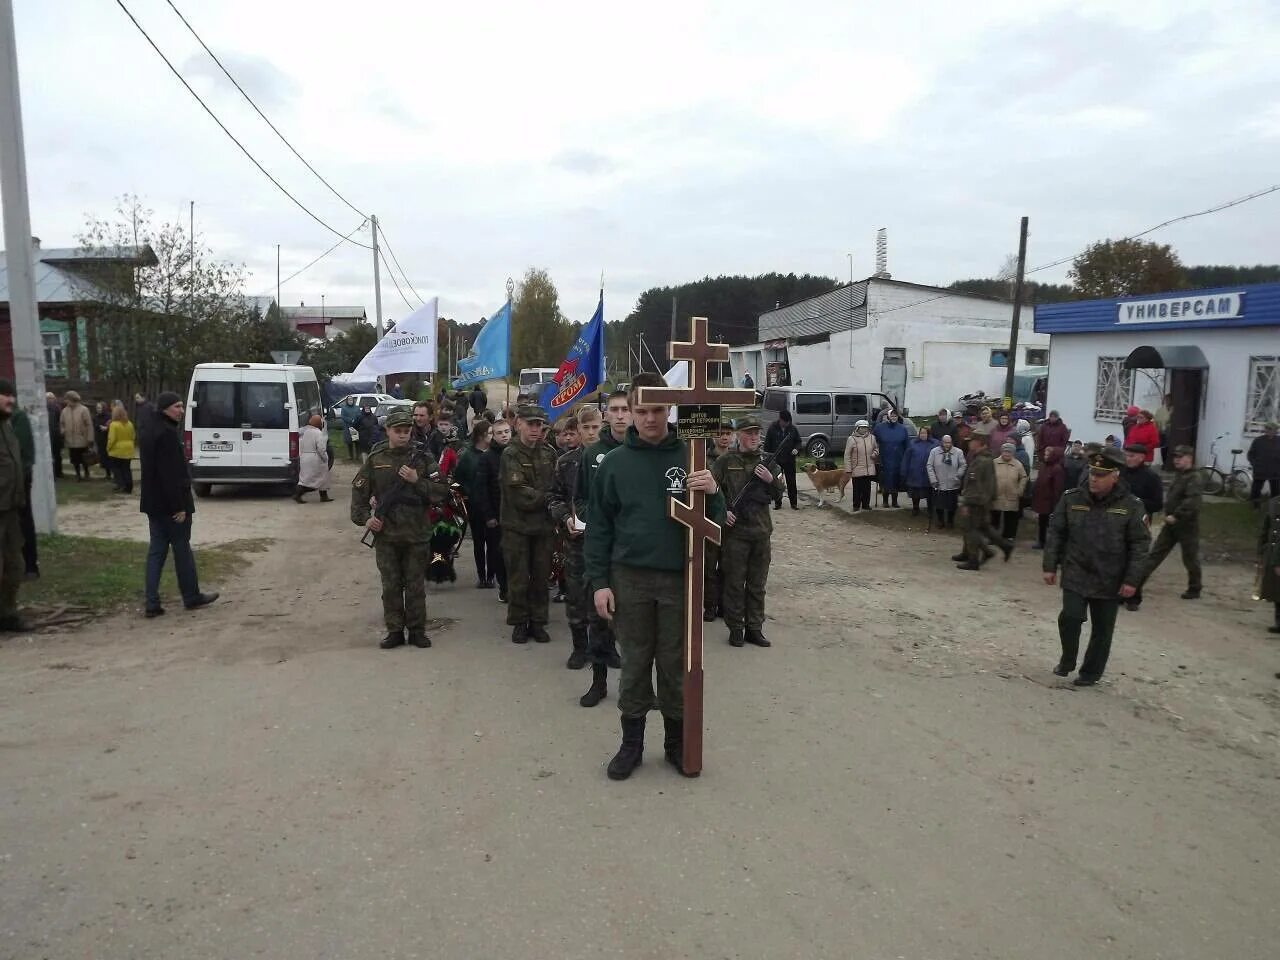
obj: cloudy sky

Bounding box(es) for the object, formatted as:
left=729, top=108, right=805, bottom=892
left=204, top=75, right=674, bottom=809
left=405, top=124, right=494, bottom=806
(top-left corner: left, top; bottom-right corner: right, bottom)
left=12, top=0, right=1280, bottom=331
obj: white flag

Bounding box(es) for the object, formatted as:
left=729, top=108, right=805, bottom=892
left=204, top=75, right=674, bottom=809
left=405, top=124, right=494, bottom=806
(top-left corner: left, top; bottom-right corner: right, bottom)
left=353, top=297, right=439, bottom=377
left=664, top=360, right=688, bottom=423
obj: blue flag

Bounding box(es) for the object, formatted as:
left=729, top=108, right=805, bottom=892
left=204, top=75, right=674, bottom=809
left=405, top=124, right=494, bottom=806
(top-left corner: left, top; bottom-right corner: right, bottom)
left=452, top=300, right=511, bottom=388
left=538, top=293, right=605, bottom=421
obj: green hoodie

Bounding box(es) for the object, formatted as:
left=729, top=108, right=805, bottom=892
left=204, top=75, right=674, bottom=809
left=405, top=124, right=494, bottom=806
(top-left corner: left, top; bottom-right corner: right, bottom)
left=585, top=425, right=725, bottom=590
left=574, top=427, right=625, bottom=520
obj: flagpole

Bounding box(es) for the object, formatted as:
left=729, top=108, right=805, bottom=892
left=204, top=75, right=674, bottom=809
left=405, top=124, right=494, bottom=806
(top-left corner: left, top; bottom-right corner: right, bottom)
left=505, top=276, right=515, bottom=412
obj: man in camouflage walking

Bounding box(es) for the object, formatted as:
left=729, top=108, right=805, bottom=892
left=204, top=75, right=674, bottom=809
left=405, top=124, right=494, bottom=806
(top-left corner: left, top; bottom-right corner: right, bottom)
left=1138, top=444, right=1204, bottom=600
left=500, top=404, right=558, bottom=644
left=955, top=435, right=1013, bottom=570
left=549, top=406, right=603, bottom=669
left=710, top=415, right=783, bottom=647
left=350, top=409, right=448, bottom=649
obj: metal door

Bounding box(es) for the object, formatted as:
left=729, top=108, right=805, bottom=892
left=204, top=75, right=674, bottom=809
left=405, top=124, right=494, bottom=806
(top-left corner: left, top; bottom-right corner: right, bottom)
left=240, top=374, right=292, bottom=474
left=881, top=348, right=907, bottom=409
left=189, top=370, right=242, bottom=469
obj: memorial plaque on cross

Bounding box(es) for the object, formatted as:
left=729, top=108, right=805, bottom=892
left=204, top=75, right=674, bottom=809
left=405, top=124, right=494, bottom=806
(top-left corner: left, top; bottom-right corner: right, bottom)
left=636, top=316, right=756, bottom=776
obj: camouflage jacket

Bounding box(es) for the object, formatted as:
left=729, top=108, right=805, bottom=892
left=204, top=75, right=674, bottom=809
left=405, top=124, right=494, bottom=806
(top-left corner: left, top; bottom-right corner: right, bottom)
left=548, top=446, right=584, bottom=526
left=499, top=437, right=557, bottom=535
left=1164, top=468, right=1202, bottom=524
left=711, top=449, right=782, bottom=540
left=350, top=441, right=447, bottom=543
left=574, top=430, right=624, bottom=521
left=1044, top=484, right=1150, bottom=598
left=960, top=449, right=997, bottom=507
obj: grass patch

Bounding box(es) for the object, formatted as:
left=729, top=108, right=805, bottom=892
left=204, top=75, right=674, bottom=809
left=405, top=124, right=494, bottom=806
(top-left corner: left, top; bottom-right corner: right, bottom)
left=1200, top=501, right=1264, bottom=561
left=25, top=534, right=271, bottom=613
left=53, top=466, right=135, bottom=505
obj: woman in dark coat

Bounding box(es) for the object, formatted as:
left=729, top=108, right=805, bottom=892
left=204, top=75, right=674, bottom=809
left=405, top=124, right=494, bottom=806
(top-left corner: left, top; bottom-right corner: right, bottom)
left=93, top=400, right=113, bottom=480
left=764, top=410, right=802, bottom=510
left=871, top=409, right=910, bottom=507
left=1030, top=445, right=1066, bottom=549
left=900, top=428, right=937, bottom=517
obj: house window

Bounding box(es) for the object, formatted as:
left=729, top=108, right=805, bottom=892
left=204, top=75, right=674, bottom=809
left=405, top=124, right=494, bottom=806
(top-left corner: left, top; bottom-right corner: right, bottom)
left=1094, top=357, right=1134, bottom=422
left=1025, top=347, right=1049, bottom=366
left=41, top=332, right=66, bottom=372
left=989, top=349, right=1009, bottom=367
left=1245, top=356, right=1280, bottom=435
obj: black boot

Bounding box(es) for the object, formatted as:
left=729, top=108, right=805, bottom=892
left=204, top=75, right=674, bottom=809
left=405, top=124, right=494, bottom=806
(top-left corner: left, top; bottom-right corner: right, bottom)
left=408, top=631, right=431, bottom=648
left=728, top=627, right=745, bottom=647
left=663, top=715, right=698, bottom=777
left=292, top=485, right=306, bottom=503
left=702, top=607, right=716, bottom=622
left=607, top=715, right=645, bottom=780
left=566, top=625, right=589, bottom=669
left=380, top=629, right=406, bottom=649
left=891, top=494, right=899, bottom=507
left=510, top=624, right=529, bottom=644
left=1000, top=540, right=1015, bottom=562
left=319, top=491, right=332, bottom=502
left=580, top=664, right=607, bottom=707
left=745, top=626, right=771, bottom=647
left=950, top=551, right=968, bottom=562
left=530, top=623, right=551, bottom=643
left=956, top=561, right=981, bottom=571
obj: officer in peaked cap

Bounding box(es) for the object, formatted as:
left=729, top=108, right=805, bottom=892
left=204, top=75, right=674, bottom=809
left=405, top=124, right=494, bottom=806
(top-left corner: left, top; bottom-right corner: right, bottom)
left=499, top=402, right=559, bottom=643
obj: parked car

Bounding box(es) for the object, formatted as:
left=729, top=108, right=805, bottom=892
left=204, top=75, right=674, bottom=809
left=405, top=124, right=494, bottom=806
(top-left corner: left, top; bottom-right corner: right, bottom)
left=758, top=386, right=907, bottom=460
left=326, top=392, right=413, bottom=427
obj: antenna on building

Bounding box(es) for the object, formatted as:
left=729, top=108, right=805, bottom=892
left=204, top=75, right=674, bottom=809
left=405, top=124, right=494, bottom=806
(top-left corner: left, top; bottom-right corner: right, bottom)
left=874, top=228, right=891, bottom=279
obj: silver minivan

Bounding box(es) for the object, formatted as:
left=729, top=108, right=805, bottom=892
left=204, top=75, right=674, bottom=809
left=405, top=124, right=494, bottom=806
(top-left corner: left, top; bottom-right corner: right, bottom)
left=759, top=387, right=905, bottom=460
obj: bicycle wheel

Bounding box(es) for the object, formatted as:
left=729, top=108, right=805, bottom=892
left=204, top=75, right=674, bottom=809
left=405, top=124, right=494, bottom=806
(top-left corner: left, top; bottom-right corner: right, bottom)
left=1197, top=466, right=1225, bottom=496
left=1228, top=469, right=1253, bottom=501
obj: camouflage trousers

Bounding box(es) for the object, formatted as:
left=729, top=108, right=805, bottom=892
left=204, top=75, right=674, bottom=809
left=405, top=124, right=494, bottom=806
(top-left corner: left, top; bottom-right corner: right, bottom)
left=374, top=540, right=430, bottom=632
left=720, top=534, right=771, bottom=629
left=1142, top=522, right=1202, bottom=592
left=502, top=530, right=551, bottom=626
left=565, top=537, right=619, bottom=665
left=962, top=504, right=1005, bottom=561
left=612, top=564, right=685, bottom=721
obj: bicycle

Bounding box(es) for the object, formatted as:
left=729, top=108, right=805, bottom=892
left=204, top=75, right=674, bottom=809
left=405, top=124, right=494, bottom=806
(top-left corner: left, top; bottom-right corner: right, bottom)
left=1197, top=435, right=1252, bottom=499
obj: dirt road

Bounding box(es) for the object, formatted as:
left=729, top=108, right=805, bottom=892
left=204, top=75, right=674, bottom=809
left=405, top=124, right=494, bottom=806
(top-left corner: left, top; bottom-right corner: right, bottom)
left=2, top=465, right=1277, bottom=959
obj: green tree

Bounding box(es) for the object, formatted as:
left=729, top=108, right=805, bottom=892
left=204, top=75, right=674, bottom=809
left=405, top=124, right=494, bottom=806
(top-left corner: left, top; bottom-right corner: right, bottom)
left=1069, top=239, right=1187, bottom=298
left=301, top=322, right=377, bottom=380
left=510, top=267, right=574, bottom=374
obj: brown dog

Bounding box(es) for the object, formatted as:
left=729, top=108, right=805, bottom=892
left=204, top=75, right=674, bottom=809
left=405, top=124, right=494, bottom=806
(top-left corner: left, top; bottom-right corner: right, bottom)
left=804, top=464, right=850, bottom=506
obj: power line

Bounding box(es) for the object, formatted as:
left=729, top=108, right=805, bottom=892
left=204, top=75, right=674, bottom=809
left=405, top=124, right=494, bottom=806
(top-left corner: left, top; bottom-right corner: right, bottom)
left=162, top=0, right=367, bottom=222
left=259, top=218, right=369, bottom=299
left=114, top=0, right=372, bottom=250
left=378, top=246, right=418, bottom=311
left=375, top=223, right=426, bottom=306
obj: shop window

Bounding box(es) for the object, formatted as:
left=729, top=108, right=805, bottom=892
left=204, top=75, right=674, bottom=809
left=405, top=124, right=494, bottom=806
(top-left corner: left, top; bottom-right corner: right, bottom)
left=41, top=332, right=66, bottom=373
left=1245, top=356, right=1280, bottom=435
left=1094, top=357, right=1134, bottom=422
left=989, top=349, right=1008, bottom=368
left=1025, top=347, right=1049, bottom=366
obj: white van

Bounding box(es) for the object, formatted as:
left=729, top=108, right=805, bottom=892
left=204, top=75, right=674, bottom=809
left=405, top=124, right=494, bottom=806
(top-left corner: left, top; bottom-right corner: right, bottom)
left=185, top=363, right=323, bottom=496
left=518, top=367, right=558, bottom=398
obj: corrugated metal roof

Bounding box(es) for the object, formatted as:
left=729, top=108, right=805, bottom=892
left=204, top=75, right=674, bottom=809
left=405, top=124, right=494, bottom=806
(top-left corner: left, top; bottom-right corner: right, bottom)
left=759, top=282, right=868, bottom=340
left=0, top=244, right=155, bottom=306
left=1034, top=282, right=1280, bottom=334
left=282, top=305, right=367, bottom=320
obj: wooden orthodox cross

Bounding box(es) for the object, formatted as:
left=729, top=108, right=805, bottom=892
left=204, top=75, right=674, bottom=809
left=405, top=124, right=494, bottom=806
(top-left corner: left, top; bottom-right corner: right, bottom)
left=636, top=316, right=756, bottom=776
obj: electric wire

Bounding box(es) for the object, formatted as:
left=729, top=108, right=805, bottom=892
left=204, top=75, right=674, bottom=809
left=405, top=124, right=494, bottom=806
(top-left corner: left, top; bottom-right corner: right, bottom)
left=378, top=246, right=419, bottom=311
left=376, top=223, right=427, bottom=306
left=114, top=0, right=372, bottom=250
left=258, top=218, right=369, bottom=299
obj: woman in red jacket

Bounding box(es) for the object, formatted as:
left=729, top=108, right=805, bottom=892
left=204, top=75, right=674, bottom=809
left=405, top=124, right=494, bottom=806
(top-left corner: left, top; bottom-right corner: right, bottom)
left=1030, top=445, right=1066, bottom=548
left=1124, top=410, right=1160, bottom=463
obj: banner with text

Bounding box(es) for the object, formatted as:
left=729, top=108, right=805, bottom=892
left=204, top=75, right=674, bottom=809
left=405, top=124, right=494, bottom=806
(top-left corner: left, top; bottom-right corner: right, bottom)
left=352, top=297, right=439, bottom=378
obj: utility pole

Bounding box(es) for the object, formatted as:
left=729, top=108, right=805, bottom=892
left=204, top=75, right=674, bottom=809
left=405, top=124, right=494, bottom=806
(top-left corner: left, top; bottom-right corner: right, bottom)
left=275, top=243, right=280, bottom=312
left=188, top=200, right=194, bottom=316
left=0, top=0, right=54, bottom=534
left=638, top=331, right=645, bottom=373
left=670, top=295, right=677, bottom=346
left=1002, top=216, right=1030, bottom=408
left=370, top=214, right=383, bottom=342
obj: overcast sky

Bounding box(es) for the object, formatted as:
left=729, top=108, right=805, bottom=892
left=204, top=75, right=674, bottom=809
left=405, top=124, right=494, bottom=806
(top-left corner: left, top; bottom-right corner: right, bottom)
left=11, top=0, right=1280, bottom=333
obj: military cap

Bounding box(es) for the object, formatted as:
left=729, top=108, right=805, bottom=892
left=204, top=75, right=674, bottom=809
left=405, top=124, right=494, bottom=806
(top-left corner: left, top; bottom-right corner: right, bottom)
left=384, top=408, right=413, bottom=429
left=1123, top=442, right=1147, bottom=454
left=735, top=414, right=762, bottom=431
left=1083, top=441, right=1103, bottom=454
left=517, top=403, right=549, bottom=422
left=1088, top=447, right=1125, bottom=472
left=1173, top=444, right=1195, bottom=458
left=718, top=417, right=735, bottom=431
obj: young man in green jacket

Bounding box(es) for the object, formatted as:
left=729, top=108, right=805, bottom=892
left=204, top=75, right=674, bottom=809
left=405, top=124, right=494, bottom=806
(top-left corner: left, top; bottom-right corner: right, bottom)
left=585, top=373, right=724, bottom=780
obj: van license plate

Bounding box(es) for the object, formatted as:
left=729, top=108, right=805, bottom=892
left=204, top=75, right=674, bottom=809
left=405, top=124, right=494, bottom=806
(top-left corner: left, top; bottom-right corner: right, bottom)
left=200, top=441, right=233, bottom=452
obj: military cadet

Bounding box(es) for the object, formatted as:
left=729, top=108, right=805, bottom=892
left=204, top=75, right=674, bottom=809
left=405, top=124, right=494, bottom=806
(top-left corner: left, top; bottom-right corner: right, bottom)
left=1139, top=444, right=1203, bottom=600
left=703, top=418, right=734, bottom=623
left=1120, top=442, right=1164, bottom=611
left=585, top=372, right=725, bottom=779
left=710, top=415, right=782, bottom=647
left=1043, top=447, right=1150, bottom=685
left=574, top=390, right=629, bottom=707
left=350, top=409, right=448, bottom=649
left=954, top=435, right=1013, bottom=570
left=1258, top=494, right=1280, bottom=634
left=548, top=407, right=602, bottom=669
left=500, top=404, right=558, bottom=644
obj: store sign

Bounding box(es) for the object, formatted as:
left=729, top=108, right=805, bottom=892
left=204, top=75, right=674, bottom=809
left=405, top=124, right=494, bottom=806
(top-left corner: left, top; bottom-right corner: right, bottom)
left=1116, top=292, right=1243, bottom=324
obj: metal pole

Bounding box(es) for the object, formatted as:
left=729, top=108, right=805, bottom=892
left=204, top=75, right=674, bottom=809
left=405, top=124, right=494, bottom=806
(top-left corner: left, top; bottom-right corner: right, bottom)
left=1002, top=216, right=1029, bottom=408
left=0, top=0, right=55, bottom=534
left=371, top=214, right=383, bottom=342
left=189, top=200, right=194, bottom=316
left=670, top=295, right=677, bottom=347
left=275, top=243, right=280, bottom=311
left=505, top=276, right=514, bottom=409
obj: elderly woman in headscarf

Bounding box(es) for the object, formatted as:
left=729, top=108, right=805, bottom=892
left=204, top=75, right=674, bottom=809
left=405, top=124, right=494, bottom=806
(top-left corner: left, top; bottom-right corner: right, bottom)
left=843, top=419, right=878, bottom=513
left=293, top=413, right=332, bottom=503
left=926, top=434, right=966, bottom=528
left=872, top=407, right=910, bottom=507
left=1011, top=419, right=1034, bottom=476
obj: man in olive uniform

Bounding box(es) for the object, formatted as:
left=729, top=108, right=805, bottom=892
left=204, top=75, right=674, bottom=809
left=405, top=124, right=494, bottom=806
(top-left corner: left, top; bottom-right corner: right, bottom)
left=1043, top=447, right=1150, bottom=685
left=573, top=391, right=628, bottom=706
left=1139, top=445, right=1203, bottom=600
left=1258, top=494, right=1280, bottom=634
left=500, top=404, right=558, bottom=644
left=955, top=435, right=1013, bottom=570
left=549, top=406, right=602, bottom=669
left=710, top=415, right=782, bottom=647
left=703, top=418, right=734, bottom=623
left=0, top=379, right=29, bottom=631
left=350, top=409, right=448, bottom=649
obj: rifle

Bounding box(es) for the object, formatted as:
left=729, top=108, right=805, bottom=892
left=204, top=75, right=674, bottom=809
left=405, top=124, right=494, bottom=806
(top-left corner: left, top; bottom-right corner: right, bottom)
left=360, top=441, right=436, bottom=547
left=727, top=449, right=781, bottom=518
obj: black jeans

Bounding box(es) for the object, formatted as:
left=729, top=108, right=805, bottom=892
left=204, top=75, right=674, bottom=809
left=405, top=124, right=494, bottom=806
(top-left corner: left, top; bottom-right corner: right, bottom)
left=483, top=521, right=507, bottom=591
left=907, top=485, right=931, bottom=513
left=851, top=476, right=873, bottom=510
left=111, top=456, right=133, bottom=493
left=68, top=446, right=89, bottom=479
left=933, top=489, right=958, bottom=526
left=1037, top=513, right=1051, bottom=547
left=50, top=437, right=63, bottom=477
left=145, top=514, right=201, bottom=610
left=992, top=509, right=1021, bottom=541
left=1251, top=476, right=1279, bottom=504
left=777, top=460, right=797, bottom=507
left=468, top=510, right=493, bottom=582
left=20, top=476, right=36, bottom=574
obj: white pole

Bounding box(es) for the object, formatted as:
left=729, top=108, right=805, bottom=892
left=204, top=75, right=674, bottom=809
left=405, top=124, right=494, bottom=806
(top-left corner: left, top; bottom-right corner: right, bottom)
left=0, top=0, right=55, bottom=534
left=371, top=214, right=383, bottom=342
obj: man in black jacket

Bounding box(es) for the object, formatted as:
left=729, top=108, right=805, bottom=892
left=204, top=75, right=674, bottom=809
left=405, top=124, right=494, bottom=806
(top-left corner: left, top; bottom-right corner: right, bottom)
left=1248, top=421, right=1280, bottom=508
left=764, top=410, right=801, bottom=510
left=1121, top=443, right=1164, bottom=611
left=472, top=418, right=510, bottom=601
left=139, top=392, right=217, bottom=618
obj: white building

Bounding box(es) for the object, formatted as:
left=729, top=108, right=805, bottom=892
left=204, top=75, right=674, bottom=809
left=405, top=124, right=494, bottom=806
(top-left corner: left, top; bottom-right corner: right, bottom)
left=1034, top=283, right=1280, bottom=463
left=729, top=278, right=1049, bottom=416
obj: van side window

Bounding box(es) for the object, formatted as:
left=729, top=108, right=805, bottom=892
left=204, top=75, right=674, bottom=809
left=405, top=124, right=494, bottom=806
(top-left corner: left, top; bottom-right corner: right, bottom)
left=243, top=382, right=289, bottom=429
left=763, top=391, right=787, bottom=412
left=192, top=382, right=238, bottom=429
left=835, top=394, right=867, bottom=416
left=294, top=380, right=322, bottom=418
left=795, top=393, right=831, bottom=415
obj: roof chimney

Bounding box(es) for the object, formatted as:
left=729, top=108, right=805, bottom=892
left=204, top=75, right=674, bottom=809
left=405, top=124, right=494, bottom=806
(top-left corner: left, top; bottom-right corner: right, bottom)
left=874, top=228, right=891, bottom=279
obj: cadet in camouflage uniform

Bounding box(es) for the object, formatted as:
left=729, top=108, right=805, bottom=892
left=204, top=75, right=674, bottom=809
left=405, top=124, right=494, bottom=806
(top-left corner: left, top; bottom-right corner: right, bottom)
left=1043, top=447, right=1150, bottom=685
left=954, top=436, right=1013, bottom=569
left=549, top=406, right=603, bottom=669
left=351, top=409, right=448, bottom=649
left=1138, top=444, right=1203, bottom=600
left=1258, top=494, right=1280, bottom=634
left=703, top=419, right=734, bottom=623
left=710, top=415, right=783, bottom=647
left=500, top=404, right=558, bottom=644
